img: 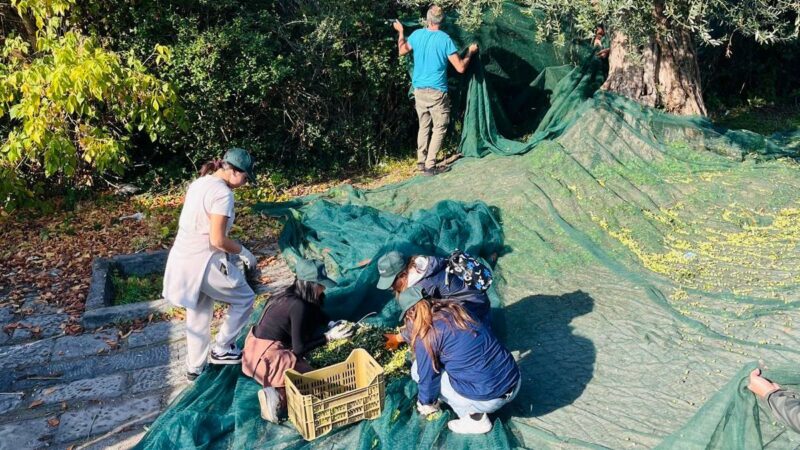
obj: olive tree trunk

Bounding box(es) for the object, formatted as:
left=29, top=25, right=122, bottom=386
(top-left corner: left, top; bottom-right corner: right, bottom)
left=601, top=15, right=707, bottom=116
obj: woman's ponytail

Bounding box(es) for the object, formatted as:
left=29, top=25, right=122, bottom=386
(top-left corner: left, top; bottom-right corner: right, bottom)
left=199, top=159, right=224, bottom=176
left=405, top=299, right=476, bottom=373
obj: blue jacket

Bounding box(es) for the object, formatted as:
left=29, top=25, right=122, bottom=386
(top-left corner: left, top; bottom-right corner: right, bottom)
left=413, top=314, right=519, bottom=405
left=414, top=256, right=491, bottom=325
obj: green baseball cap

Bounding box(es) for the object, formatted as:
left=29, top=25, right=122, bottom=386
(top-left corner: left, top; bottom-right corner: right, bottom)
left=295, top=258, right=337, bottom=288
left=397, top=286, right=425, bottom=323
left=376, top=251, right=406, bottom=290
left=223, top=147, right=256, bottom=183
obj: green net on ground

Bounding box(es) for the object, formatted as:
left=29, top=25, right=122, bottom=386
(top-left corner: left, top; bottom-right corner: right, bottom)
left=136, top=2, right=800, bottom=449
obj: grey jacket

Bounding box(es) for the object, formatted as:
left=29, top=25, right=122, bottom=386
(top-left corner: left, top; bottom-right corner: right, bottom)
left=760, top=389, right=800, bottom=433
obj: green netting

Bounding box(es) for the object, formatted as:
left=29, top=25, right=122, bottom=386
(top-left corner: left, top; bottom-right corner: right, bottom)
left=136, top=2, right=800, bottom=449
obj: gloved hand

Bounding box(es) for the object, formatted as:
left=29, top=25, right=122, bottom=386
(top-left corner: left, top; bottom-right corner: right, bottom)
left=383, top=333, right=404, bottom=351
left=238, top=246, right=257, bottom=270
left=324, top=321, right=354, bottom=341
left=416, top=400, right=440, bottom=417
left=327, top=320, right=347, bottom=329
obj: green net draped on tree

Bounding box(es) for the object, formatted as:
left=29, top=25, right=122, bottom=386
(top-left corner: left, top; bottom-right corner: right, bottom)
left=136, top=1, right=800, bottom=449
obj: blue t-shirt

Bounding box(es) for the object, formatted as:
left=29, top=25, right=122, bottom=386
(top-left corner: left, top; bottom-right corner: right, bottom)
left=407, top=28, right=458, bottom=92
left=413, top=315, right=520, bottom=405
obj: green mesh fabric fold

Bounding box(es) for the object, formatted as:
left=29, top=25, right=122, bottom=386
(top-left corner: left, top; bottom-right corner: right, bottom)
left=136, top=2, right=800, bottom=448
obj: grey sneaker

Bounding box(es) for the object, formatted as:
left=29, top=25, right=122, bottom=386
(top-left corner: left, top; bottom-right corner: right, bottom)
left=423, top=166, right=450, bottom=177
left=258, top=387, right=281, bottom=423
left=209, top=344, right=243, bottom=365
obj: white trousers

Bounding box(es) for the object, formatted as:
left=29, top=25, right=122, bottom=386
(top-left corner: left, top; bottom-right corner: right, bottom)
left=411, top=360, right=521, bottom=418
left=185, top=254, right=255, bottom=372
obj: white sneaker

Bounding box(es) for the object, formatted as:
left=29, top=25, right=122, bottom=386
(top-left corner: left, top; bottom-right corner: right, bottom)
left=209, top=344, right=243, bottom=365
left=447, top=413, right=492, bottom=434
left=258, top=387, right=281, bottom=423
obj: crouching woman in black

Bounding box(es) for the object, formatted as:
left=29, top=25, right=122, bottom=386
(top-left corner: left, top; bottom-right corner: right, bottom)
left=242, top=258, right=353, bottom=422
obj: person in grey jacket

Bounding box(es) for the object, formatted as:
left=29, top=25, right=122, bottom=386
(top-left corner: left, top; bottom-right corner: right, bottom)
left=747, top=368, right=800, bottom=433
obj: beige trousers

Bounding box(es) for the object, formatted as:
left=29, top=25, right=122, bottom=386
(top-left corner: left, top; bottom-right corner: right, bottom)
left=415, top=88, right=450, bottom=169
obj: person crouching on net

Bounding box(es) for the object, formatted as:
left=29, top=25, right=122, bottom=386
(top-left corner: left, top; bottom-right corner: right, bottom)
left=242, top=258, right=354, bottom=423
left=398, top=286, right=520, bottom=434
left=377, top=250, right=492, bottom=350
left=377, top=251, right=491, bottom=325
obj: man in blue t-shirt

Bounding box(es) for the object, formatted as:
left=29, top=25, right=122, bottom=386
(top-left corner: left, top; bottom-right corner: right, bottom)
left=393, top=6, right=478, bottom=176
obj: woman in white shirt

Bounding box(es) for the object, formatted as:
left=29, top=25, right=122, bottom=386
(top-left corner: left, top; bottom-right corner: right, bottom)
left=162, top=147, right=258, bottom=380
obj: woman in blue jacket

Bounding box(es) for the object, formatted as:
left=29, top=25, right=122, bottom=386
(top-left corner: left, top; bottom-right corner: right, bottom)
left=397, top=286, right=520, bottom=434
left=376, top=250, right=491, bottom=325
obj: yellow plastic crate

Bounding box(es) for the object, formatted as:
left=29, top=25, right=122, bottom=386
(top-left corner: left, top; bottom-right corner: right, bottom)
left=285, top=348, right=386, bottom=441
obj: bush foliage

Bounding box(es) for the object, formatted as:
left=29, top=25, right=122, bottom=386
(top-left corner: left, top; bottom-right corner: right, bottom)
left=0, top=0, right=181, bottom=209
left=76, top=0, right=421, bottom=182
left=3, top=0, right=798, bottom=210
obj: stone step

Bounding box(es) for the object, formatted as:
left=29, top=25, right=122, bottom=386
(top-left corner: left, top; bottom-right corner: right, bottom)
left=126, top=321, right=185, bottom=349
left=55, top=394, right=162, bottom=444
left=82, top=299, right=173, bottom=330
left=10, top=313, right=67, bottom=343
left=32, top=373, right=127, bottom=405
left=52, top=329, right=119, bottom=359
left=0, top=415, right=56, bottom=450
left=0, top=339, right=55, bottom=371
left=13, top=342, right=185, bottom=391
left=78, top=428, right=148, bottom=450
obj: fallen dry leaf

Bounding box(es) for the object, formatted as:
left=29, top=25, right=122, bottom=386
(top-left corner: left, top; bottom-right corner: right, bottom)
left=42, top=387, right=57, bottom=396
left=47, top=417, right=60, bottom=427
left=28, top=399, right=44, bottom=409
left=356, top=258, right=372, bottom=267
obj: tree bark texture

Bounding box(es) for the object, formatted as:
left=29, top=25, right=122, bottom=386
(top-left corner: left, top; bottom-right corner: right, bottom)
left=601, top=11, right=707, bottom=116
